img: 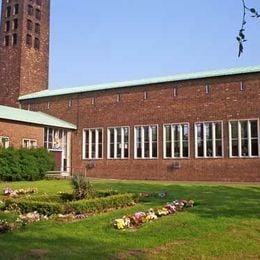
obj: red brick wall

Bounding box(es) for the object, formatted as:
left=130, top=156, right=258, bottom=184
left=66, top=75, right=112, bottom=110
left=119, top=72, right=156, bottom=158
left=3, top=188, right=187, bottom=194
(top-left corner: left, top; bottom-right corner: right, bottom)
left=0, top=120, right=43, bottom=148
left=20, top=73, right=260, bottom=182
left=0, top=0, right=50, bottom=107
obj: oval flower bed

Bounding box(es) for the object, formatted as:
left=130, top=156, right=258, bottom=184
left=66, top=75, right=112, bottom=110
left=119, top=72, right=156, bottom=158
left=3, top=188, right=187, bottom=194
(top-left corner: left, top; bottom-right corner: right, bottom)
left=113, top=199, right=194, bottom=230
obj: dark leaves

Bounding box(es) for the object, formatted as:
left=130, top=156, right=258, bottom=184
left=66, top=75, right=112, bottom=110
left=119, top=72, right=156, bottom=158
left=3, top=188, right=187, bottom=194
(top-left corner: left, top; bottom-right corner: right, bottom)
left=237, top=1, right=260, bottom=57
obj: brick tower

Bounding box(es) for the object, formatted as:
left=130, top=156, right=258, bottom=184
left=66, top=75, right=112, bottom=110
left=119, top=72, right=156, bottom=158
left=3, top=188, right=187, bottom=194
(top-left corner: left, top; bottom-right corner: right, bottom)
left=0, top=0, right=50, bottom=106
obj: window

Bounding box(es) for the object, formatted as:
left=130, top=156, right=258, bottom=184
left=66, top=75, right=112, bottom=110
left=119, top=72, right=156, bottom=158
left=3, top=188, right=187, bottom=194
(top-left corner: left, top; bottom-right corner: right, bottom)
left=4, top=35, right=10, bottom=46
left=164, top=123, right=189, bottom=158
left=44, top=128, right=67, bottom=150
left=35, top=9, right=41, bottom=20
left=5, top=21, right=10, bottom=32
left=108, top=127, right=129, bottom=159
left=13, top=4, right=19, bottom=15
left=27, top=5, right=33, bottom=16
left=0, top=136, right=10, bottom=148
left=83, top=128, right=103, bottom=159
left=116, top=94, right=120, bottom=103
left=134, top=125, right=158, bottom=159
left=35, top=23, right=40, bottom=34
left=26, top=34, right=32, bottom=47
left=13, top=19, right=18, bottom=30
left=23, top=139, right=37, bottom=149
left=34, top=37, right=40, bottom=49
left=195, top=121, right=223, bottom=158
left=68, top=99, right=72, bottom=108
left=229, top=120, right=259, bottom=157
left=12, top=33, right=17, bottom=45
left=91, top=97, right=96, bottom=105
left=6, top=6, right=11, bottom=17
left=27, top=19, right=33, bottom=30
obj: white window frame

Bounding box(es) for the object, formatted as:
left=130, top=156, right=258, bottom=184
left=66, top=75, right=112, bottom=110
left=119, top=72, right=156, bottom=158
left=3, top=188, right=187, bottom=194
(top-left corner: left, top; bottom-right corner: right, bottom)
left=195, top=121, right=224, bottom=158
left=163, top=123, right=190, bottom=159
left=134, top=124, right=158, bottom=159
left=22, top=138, right=37, bottom=149
left=83, top=128, right=103, bottom=160
left=107, top=126, right=130, bottom=160
left=0, top=136, right=10, bottom=148
left=229, top=119, right=260, bottom=158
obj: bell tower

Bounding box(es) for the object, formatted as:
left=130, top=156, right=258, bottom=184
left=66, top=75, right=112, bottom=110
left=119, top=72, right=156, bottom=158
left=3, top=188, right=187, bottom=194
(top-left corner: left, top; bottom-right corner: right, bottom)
left=0, top=0, right=50, bottom=106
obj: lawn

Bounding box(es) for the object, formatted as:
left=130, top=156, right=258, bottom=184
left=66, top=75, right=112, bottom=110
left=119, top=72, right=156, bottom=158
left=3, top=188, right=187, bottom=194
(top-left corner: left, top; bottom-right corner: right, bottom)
left=0, top=179, right=259, bottom=259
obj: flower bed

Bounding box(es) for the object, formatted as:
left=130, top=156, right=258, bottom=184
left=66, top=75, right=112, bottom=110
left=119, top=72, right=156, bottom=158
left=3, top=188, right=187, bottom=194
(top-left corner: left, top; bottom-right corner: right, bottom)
left=113, top=199, right=194, bottom=230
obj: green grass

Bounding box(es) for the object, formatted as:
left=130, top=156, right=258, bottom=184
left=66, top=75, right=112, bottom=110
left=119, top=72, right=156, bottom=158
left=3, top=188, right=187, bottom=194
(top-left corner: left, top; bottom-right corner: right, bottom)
left=0, top=180, right=259, bottom=259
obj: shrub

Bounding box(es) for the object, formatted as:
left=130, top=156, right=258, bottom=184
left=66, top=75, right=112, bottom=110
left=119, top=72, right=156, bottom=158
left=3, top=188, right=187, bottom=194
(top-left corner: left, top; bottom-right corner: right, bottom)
left=0, top=148, right=54, bottom=182
left=5, top=198, right=63, bottom=216
left=71, top=176, right=97, bottom=200
left=66, top=193, right=137, bottom=214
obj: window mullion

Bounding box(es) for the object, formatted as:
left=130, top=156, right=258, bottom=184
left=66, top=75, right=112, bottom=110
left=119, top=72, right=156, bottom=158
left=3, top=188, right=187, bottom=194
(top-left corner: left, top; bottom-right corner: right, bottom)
left=114, top=128, right=117, bottom=159
left=88, top=130, right=92, bottom=159
left=95, top=130, right=99, bottom=159
left=248, top=121, right=252, bottom=157
left=195, top=124, right=198, bottom=158
left=149, top=126, right=153, bottom=158
left=107, top=129, right=110, bottom=159
left=141, top=127, right=145, bottom=159
left=180, top=125, right=183, bottom=158
left=121, top=128, right=124, bottom=159
left=172, top=125, right=175, bottom=158
left=238, top=122, right=242, bottom=157
left=203, top=124, right=207, bottom=158
left=212, top=123, right=216, bottom=157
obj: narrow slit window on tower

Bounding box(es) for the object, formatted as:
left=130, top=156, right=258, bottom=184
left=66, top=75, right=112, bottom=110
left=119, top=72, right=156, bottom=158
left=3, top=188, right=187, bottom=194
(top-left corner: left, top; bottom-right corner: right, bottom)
left=14, top=4, right=19, bottom=15
left=240, top=81, right=245, bottom=91
left=13, top=19, right=18, bottom=30
left=5, top=21, right=10, bottom=32
left=144, top=91, right=148, bottom=100
left=26, top=34, right=32, bottom=47
left=35, top=9, right=41, bottom=20
left=34, top=37, right=40, bottom=49
left=27, top=5, right=33, bottom=16
left=116, top=94, right=121, bottom=103
left=173, top=87, right=178, bottom=97
left=4, top=35, right=10, bottom=46
left=12, top=33, right=17, bottom=46
left=91, top=97, right=96, bottom=105
left=27, top=19, right=33, bottom=30
left=205, top=84, right=210, bottom=95
left=35, top=23, right=40, bottom=34
left=6, top=6, right=11, bottom=17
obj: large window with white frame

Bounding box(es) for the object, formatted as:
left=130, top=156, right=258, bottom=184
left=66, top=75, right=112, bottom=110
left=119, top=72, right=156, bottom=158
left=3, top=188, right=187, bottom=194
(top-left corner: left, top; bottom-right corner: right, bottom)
left=195, top=121, right=223, bottom=158
left=164, top=123, right=189, bottom=158
left=23, top=139, right=37, bottom=149
left=107, top=127, right=129, bottom=159
left=134, top=125, right=158, bottom=159
left=44, top=128, right=67, bottom=150
left=229, top=119, right=259, bottom=157
left=83, top=128, right=103, bottom=159
left=0, top=136, right=10, bottom=148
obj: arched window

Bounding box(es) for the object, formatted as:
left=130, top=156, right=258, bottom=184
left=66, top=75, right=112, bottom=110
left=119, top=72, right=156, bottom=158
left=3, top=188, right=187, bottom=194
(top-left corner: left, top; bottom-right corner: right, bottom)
left=35, top=23, right=40, bottom=34
left=12, top=33, right=18, bottom=46
left=34, top=37, right=40, bottom=49
left=28, top=5, right=33, bottom=16
left=26, top=34, right=32, bottom=47
left=27, top=19, right=33, bottom=30
left=14, top=4, right=19, bottom=15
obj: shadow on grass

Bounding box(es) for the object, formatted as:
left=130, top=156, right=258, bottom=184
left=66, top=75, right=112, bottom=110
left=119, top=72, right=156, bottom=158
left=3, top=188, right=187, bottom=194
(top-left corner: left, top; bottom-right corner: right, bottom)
left=93, top=181, right=260, bottom=219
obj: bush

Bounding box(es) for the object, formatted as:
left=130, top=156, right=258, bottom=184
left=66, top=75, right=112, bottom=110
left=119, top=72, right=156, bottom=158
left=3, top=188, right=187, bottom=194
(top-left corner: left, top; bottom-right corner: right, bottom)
left=66, top=193, right=138, bottom=214
left=71, top=176, right=97, bottom=200
left=0, top=148, right=54, bottom=182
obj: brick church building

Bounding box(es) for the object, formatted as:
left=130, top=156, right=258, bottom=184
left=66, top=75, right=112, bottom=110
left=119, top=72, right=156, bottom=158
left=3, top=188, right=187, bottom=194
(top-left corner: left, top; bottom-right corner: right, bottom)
left=0, top=0, right=259, bottom=181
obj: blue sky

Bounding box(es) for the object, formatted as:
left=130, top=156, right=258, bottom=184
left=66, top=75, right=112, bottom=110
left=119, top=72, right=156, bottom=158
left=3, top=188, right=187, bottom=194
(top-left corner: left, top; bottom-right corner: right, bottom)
left=2, top=0, right=260, bottom=89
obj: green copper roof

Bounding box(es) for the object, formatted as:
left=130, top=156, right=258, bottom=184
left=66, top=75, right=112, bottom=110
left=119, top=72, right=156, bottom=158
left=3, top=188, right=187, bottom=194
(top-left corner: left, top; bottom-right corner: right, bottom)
left=19, top=65, right=260, bottom=100
left=0, top=105, right=77, bottom=130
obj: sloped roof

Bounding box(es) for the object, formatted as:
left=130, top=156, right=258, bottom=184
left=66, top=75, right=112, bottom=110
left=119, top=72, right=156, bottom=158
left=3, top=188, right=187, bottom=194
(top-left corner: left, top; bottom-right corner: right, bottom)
left=19, top=65, right=260, bottom=101
left=0, top=105, right=77, bottom=130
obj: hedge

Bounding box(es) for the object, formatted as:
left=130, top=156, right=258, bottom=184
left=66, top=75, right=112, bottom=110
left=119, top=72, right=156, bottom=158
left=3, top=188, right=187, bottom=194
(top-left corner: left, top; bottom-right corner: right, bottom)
left=0, top=147, right=55, bottom=181
left=4, top=193, right=138, bottom=215
left=66, top=193, right=138, bottom=214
